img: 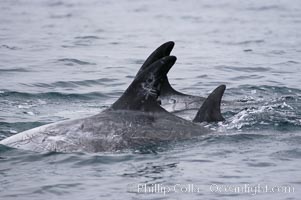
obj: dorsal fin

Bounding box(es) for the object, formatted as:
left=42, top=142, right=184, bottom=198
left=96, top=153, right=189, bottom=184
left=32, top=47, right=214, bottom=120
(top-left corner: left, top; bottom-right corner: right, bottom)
left=135, top=41, right=188, bottom=97
left=160, top=75, right=188, bottom=96
left=111, top=56, right=177, bottom=112
left=136, top=41, right=174, bottom=77
left=193, top=85, right=226, bottom=123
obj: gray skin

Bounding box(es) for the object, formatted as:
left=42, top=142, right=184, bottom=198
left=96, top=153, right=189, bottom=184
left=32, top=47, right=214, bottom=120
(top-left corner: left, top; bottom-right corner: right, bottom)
left=0, top=42, right=226, bottom=153
left=0, top=56, right=217, bottom=153
left=0, top=109, right=209, bottom=153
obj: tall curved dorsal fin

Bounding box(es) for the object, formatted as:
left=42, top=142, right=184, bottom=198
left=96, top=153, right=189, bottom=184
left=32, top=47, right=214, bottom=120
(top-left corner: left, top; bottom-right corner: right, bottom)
left=136, top=41, right=191, bottom=97
left=136, top=41, right=175, bottom=77
left=111, top=56, right=177, bottom=112
left=193, top=85, right=226, bottom=123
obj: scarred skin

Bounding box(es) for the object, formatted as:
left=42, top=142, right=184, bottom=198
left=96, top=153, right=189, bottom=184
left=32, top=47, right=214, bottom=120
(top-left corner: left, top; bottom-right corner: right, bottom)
left=0, top=109, right=209, bottom=153
left=0, top=42, right=226, bottom=153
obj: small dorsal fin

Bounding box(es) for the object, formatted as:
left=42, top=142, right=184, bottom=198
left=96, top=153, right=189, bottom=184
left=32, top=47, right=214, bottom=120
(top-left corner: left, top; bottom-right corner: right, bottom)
left=193, top=85, right=226, bottom=123
left=111, top=56, right=177, bottom=112
left=136, top=41, right=174, bottom=77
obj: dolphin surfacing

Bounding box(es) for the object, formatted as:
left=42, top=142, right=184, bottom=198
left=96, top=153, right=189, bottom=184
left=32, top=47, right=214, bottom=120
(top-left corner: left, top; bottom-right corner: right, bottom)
left=135, top=41, right=207, bottom=113
left=0, top=43, right=225, bottom=153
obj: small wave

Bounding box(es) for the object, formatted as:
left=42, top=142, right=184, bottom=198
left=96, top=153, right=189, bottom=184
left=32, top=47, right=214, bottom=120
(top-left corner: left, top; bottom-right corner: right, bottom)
left=0, top=90, right=108, bottom=100
left=274, top=60, right=300, bottom=65
left=74, top=154, right=139, bottom=166
left=247, top=5, right=284, bottom=11
left=0, top=68, right=30, bottom=72
left=281, top=135, right=301, bottom=146
left=0, top=121, right=46, bottom=138
left=122, top=161, right=178, bottom=178
left=109, top=42, right=121, bottom=45
left=233, top=74, right=264, bottom=80
left=235, top=40, right=265, bottom=45
left=270, top=50, right=286, bottom=55
left=47, top=1, right=74, bottom=7
left=50, top=13, right=73, bottom=19
left=216, top=65, right=270, bottom=72
left=53, top=78, right=116, bottom=87
left=220, top=85, right=301, bottom=131
left=202, top=133, right=269, bottom=145
left=0, top=144, right=14, bottom=153
left=34, top=183, right=82, bottom=195
left=247, top=162, right=276, bottom=167
left=27, top=78, right=118, bottom=89
left=180, top=15, right=202, bottom=22
left=74, top=36, right=101, bottom=40
left=125, top=75, right=135, bottom=79
left=57, top=58, right=96, bottom=66
left=215, top=40, right=265, bottom=46
left=223, top=102, right=301, bottom=131
left=129, top=58, right=145, bottom=65
left=237, top=85, right=301, bottom=95
left=271, top=148, right=301, bottom=160
left=0, top=44, right=21, bottom=50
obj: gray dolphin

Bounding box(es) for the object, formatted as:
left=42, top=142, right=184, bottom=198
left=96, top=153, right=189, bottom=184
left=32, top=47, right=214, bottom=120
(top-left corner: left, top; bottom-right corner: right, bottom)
left=136, top=41, right=212, bottom=113
left=0, top=52, right=225, bottom=153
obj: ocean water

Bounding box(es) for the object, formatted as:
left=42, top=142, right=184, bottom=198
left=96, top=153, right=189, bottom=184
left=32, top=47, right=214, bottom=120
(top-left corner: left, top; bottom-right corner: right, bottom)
left=0, top=0, right=301, bottom=199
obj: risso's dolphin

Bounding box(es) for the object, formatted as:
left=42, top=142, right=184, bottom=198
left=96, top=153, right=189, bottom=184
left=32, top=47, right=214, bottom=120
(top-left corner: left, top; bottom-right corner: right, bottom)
left=0, top=46, right=225, bottom=153
left=136, top=41, right=215, bottom=113
left=135, top=41, right=206, bottom=113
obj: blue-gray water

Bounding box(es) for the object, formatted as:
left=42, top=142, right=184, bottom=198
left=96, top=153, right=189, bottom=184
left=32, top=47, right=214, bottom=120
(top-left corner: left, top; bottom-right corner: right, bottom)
left=1, top=0, right=301, bottom=199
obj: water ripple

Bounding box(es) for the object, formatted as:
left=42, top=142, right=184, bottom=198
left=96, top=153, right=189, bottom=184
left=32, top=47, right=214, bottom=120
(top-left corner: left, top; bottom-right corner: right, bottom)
left=0, top=90, right=108, bottom=100
left=28, top=78, right=118, bottom=89
left=246, top=162, right=276, bottom=167
left=0, top=45, right=21, bottom=50
left=272, top=148, right=301, bottom=159
left=74, top=36, right=101, bottom=40
left=216, top=65, right=271, bottom=73
left=57, top=58, right=96, bottom=66
left=0, top=68, right=30, bottom=72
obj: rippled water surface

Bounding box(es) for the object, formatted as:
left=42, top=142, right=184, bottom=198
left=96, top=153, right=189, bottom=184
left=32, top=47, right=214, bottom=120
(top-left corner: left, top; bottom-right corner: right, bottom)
left=1, top=0, right=301, bottom=199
